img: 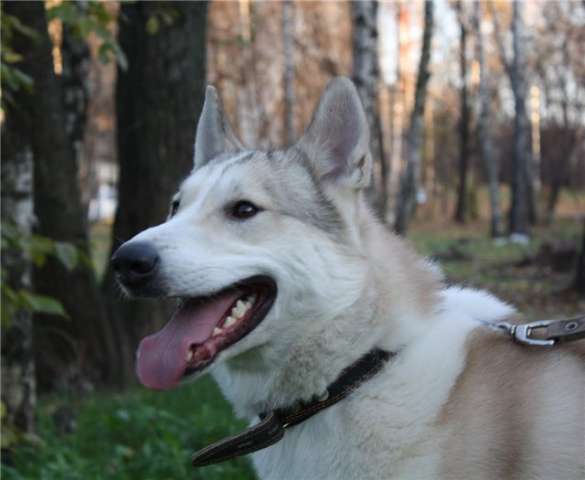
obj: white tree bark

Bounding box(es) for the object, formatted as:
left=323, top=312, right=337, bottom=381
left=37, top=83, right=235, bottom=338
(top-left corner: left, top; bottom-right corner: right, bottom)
left=474, top=1, right=503, bottom=237
left=351, top=0, right=387, bottom=218
left=1, top=121, right=36, bottom=434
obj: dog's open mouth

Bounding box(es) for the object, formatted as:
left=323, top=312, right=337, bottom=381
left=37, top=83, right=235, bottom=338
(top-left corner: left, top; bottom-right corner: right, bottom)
left=136, top=275, right=276, bottom=390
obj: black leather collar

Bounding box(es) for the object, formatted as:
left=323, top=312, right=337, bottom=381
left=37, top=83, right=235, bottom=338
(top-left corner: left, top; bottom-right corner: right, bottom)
left=192, top=348, right=393, bottom=467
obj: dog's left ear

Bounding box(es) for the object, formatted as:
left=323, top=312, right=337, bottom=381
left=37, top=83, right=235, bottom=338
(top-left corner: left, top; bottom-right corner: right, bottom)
left=194, top=86, right=244, bottom=168
left=296, top=77, right=371, bottom=189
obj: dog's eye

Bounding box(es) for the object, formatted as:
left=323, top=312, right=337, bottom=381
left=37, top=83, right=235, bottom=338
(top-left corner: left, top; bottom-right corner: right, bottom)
left=169, top=199, right=180, bottom=217
left=229, top=200, right=260, bottom=220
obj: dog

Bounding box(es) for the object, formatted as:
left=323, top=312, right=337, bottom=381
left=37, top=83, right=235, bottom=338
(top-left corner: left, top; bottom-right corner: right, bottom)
left=112, top=77, right=584, bottom=480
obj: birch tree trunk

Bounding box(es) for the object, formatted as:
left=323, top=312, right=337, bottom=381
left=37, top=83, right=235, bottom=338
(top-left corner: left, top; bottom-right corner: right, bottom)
left=1, top=114, right=36, bottom=435
left=574, top=222, right=585, bottom=295
left=102, top=1, right=209, bottom=387
left=454, top=1, right=470, bottom=224
left=394, top=0, right=434, bottom=235
left=282, top=0, right=295, bottom=144
left=474, top=1, right=502, bottom=237
left=351, top=0, right=387, bottom=218
left=60, top=3, right=92, bottom=219
left=507, top=2, right=532, bottom=237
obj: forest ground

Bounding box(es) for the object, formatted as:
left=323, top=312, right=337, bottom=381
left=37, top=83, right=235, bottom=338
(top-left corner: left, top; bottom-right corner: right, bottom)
left=3, top=191, right=583, bottom=480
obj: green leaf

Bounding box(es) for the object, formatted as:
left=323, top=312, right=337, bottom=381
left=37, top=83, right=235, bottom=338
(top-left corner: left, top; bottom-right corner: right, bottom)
left=28, top=235, right=55, bottom=267
left=98, top=42, right=128, bottom=71
left=2, top=50, right=23, bottom=64
left=46, top=3, right=78, bottom=24
left=19, top=291, right=68, bottom=318
left=6, top=15, right=39, bottom=41
left=54, top=242, right=78, bottom=271
left=146, top=16, right=159, bottom=35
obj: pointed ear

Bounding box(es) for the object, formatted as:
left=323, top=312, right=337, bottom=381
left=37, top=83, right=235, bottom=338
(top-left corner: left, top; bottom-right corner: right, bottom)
left=296, top=77, right=371, bottom=189
left=194, top=86, right=244, bottom=168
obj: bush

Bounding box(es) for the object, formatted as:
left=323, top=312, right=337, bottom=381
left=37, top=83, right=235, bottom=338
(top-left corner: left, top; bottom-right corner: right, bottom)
left=1, top=377, right=255, bottom=480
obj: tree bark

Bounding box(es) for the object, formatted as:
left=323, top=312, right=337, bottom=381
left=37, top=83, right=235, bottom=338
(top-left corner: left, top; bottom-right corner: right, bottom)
left=1, top=102, right=36, bottom=435
left=60, top=2, right=92, bottom=219
left=454, top=1, right=470, bottom=224
left=574, top=221, right=585, bottom=295
left=509, top=1, right=533, bottom=236
left=394, top=0, right=434, bottom=235
left=474, top=1, right=503, bottom=237
left=282, top=0, right=296, bottom=144
left=102, top=1, right=209, bottom=387
left=3, top=1, right=114, bottom=391
left=351, top=0, right=387, bottom=219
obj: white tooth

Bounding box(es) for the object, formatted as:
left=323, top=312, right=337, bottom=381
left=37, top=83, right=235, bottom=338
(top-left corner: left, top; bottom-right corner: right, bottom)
left=185, top=350, right=193, bottom=362
left=233, top=301, right=247, bottom=317
left=224, top=316, right=236, bottom=328
left=213, top=327, right=223, bottom=336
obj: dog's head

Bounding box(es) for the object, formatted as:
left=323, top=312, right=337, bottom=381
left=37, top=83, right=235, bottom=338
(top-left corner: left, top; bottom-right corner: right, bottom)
left=112, top=77, right=376, bottom=391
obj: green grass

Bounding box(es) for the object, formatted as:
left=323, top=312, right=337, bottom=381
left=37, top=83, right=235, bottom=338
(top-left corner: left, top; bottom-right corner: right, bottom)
left=410, top=218, right=583, bottom=317
left=2, top=377, right=255, bottom=480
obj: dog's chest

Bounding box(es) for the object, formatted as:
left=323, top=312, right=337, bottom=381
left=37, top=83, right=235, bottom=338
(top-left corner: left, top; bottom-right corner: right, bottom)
left=249, top=400, right=442, bottom=480
left=251, top=411, right=363, bottom=480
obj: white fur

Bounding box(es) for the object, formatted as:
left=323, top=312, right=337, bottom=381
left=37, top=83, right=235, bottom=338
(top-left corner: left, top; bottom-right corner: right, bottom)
left=439, top=286, right=515, bottom=324
left=249, top=289, right=509, bottom=480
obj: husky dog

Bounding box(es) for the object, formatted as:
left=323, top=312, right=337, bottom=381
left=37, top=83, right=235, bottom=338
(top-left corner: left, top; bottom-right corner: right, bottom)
left=112, top=78, right=584, bottom=480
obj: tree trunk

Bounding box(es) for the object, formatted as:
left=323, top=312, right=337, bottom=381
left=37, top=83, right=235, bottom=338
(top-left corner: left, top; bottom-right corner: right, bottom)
left=387, top=3, right=403, bottom=222
left=574, top=222, right=585, bottom=295
left=509, top=1, right=532, bottom=237
left=282, top=0, right=295, bottom=144
left=102, top=1, right=209, bottom=387
left=474, top=1, right=502, bottom=237
left=545, top=45, right=576, bottom=225
left=454, top=1, right=470, bottom=224
left=1, top=105, right=36, bottom=435
left=3, top=1, right=114, bottom=391
left=60, top=2, right=92, bottom=219
left=351, top=0, right=387, bottom=219
left=394, top=0, right=434, bottom=235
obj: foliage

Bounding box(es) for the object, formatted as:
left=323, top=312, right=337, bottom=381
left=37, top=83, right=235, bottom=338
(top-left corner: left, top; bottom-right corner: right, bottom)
left=1, top=222, right=92, bottom=327
left=1, top=2, right=126, bottom=112
left=144, top=6, right=182, bottom=36
left=1, top=377, right=256, bottom=480
left=47, top=1, right=127, bottom=70
left=0, top=12, right=36, bottom=108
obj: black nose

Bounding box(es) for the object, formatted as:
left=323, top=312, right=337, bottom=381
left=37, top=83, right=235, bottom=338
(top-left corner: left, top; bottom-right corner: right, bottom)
left=111, top=241, right=159, bottom=287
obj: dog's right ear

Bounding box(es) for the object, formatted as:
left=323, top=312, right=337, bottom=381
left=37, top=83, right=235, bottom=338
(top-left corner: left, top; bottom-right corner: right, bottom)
left=194, top=86, right=243, bottom=168
left=296, top=77, right=371, bottom=189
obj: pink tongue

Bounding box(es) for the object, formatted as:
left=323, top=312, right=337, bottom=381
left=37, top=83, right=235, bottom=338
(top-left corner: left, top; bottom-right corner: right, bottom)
left=136, top=291, right=240, bottom=390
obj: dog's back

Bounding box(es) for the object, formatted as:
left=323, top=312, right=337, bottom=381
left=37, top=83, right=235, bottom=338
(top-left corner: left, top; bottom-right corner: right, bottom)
left=439, top=325, right=585, bottom=479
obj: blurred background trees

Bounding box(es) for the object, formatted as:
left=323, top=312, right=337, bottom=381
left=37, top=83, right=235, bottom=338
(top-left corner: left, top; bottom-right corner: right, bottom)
left=1, top=0, right=584, bottom=475
left=101, top=0, right=208, bottom=387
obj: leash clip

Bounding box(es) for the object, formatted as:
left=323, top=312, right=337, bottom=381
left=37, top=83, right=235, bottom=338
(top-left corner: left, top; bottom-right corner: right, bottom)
left=511, top=320, right=555, bottom=347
